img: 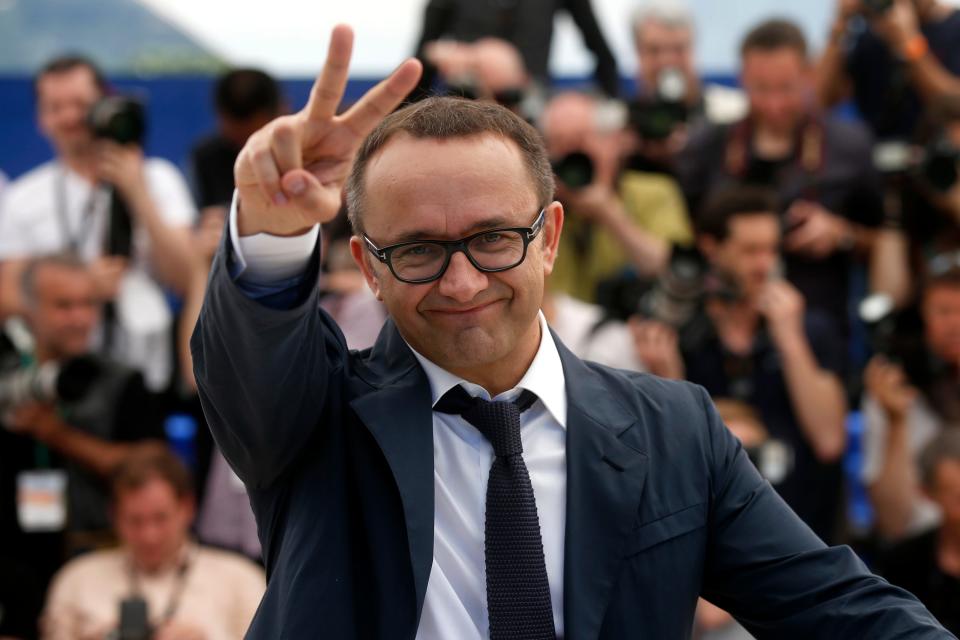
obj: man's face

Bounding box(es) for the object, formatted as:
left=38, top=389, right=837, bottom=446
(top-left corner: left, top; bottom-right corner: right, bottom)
left=929, top=459, right=960, bottom=533
left=706, top=213, right=781, bottom=300
left=350, top=134, right=562, bottom=379
left=28, top=265, right=99, bottom=359
left=36, top=67, right=102, bottom=157
left=741, top=48, right=809, bottom=135
left=635, top=19, right=694, bottom=91
left=114, top=477, right=194, bottom=572
left=923, top=284, right=960, bottom=364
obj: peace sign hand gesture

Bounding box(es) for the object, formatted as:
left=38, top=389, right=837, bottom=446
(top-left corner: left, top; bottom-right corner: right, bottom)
left=234, top=25, right=422, bottom=237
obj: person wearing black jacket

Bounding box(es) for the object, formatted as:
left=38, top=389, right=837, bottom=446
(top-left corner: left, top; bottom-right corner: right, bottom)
left=412, top=0, right=620, bottom=99
left=0, top=254, right=165, bottom=594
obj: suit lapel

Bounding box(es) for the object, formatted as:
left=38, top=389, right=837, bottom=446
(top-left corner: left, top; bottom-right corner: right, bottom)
left=557, top=338, right=650, bottom=640
left=349, top=321, right=435, bottom=625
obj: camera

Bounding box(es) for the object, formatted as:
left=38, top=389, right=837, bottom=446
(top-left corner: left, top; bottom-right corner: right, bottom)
left=0, top=356, right=101, bottom=414
left=637, top=245, right=707, bottom=329
left=874, top=137, right=960, bottom=193
left=859, top=292, right=931, bottom=382
left=629, top=67, right=689, bottom=141
left=106, top=597, right=152, bottom=640
left=88, top=96, right=146, bottom=146
left=551, top=151, right=594, bottom=190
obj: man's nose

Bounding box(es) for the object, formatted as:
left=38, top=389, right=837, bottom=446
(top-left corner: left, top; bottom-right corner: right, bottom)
left=436, top=251, right=488, bottom=303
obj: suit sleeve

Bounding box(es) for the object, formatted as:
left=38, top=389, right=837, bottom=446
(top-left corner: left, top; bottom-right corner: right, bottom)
left=189, top=228, right=347, bottom=490
left=695, top=386, right=953, bottom=639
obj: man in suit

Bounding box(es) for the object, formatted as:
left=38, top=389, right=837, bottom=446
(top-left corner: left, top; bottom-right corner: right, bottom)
left=191, top=25, right=954, bottom=639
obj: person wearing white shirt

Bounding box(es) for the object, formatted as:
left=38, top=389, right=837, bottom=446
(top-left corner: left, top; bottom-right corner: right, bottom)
left=191, top=25, right=951, bottom=640
left=0, top=56, right=197, bottom=390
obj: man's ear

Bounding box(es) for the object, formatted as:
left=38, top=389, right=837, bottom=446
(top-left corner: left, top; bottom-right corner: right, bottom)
left=540, top=201, right=565, bottom=277
left=349, top=236, right=384, bottom=301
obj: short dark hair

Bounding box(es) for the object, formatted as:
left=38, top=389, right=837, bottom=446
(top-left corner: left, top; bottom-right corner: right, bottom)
left=345, top=96, right=554, bottom=234
left=34, top=54, right=108, bottom=98
left=214, top=68, right=281, bottom=120
left=740, top=18, right=808, bottom=60
left=918, top=429, right=960, bottom=491
left=20, top=252, right=88, bottom=308
left=696, top=185, right=779, bottom=241
left=924, top=251, right=960, bottom=292
left=111, top=444, right=194, bottom=502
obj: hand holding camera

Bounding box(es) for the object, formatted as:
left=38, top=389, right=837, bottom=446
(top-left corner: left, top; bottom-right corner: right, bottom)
left=865, top=355, right=919, bottom=423
left=757, top=279, right=806, bottom=347
left=5, top=401, right=64, bottom=443
left=95, top=141, right=148, bottom=203
left=783, top=200, right=853, bottom=259
left=629, top=318, right=685, bottom=380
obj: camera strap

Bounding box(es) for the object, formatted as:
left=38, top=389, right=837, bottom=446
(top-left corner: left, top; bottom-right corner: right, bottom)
left=127, top=548, right=193, bottom=625
left=724, top=115, right=826, bottom=203
left=54, top=166, right=103, bottom=254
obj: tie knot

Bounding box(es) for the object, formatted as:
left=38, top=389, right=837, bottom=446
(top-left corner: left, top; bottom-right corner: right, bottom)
left=435, top=386, right=537, bottom=458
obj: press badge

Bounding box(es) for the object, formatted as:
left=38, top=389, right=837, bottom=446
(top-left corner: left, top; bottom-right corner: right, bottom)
left=16, top=470, right=67, bottom=532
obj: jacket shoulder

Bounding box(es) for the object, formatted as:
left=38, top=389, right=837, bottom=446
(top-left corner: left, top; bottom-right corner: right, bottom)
left=579, top=361, right=718, bottom=449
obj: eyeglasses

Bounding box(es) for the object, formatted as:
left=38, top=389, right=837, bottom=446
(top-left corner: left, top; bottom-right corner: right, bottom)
left=362, top=209, right=546, bottom=284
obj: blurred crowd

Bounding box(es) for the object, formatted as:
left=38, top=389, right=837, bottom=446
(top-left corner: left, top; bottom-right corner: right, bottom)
left=1, top=0, right=959, bottom=638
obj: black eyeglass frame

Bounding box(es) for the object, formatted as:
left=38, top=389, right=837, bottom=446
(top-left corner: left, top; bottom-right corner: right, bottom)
left=362, top=208, right=547, bottom=284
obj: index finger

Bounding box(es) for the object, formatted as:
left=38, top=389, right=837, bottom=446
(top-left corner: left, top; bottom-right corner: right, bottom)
left=304, top=24, right=355, bottom=122
left=339, top=58, right=422, bottom=138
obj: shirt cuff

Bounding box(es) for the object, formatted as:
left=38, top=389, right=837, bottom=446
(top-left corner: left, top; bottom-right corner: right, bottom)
left=229, top=191, right=320, bottom=285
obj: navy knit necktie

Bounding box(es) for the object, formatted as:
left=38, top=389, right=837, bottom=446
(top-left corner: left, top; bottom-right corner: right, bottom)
left=435, top=386, right=556, bottom=640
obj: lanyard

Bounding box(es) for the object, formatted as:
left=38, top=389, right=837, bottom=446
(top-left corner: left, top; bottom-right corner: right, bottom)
left=54, top=166, right=102, bottom=254
left=127, top=550, right=193, bottom=625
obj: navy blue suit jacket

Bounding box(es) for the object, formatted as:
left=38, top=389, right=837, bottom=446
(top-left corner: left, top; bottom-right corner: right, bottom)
left=192, top=239, right=953, bottom=639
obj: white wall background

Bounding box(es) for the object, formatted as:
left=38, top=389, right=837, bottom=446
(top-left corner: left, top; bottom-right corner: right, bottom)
left=139, top=0, right=960, bottom=77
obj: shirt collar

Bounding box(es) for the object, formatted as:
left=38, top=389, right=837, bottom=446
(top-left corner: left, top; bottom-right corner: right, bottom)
left=408, top=311, right=567, bottom=428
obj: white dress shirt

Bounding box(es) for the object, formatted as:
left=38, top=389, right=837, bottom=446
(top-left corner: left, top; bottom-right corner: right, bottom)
left=230, top=203, right=569, bottom=639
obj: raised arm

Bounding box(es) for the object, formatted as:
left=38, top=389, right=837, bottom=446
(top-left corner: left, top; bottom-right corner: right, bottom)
left=190, top=26, right=421, bottom=489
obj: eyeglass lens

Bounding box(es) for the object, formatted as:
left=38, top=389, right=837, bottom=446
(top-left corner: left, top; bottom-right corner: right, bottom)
left=391, top=230, right=526, bottom=281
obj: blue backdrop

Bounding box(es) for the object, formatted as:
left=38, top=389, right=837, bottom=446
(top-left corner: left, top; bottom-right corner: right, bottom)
left=0, top=74, right=749, bottom=183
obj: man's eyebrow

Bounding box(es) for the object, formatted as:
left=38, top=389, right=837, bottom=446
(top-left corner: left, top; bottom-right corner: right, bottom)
left=389, top=216, right=514, bottom=244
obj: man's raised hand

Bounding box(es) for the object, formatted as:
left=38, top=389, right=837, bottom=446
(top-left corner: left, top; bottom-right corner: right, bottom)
left=234, top=25, right=422, bottom=237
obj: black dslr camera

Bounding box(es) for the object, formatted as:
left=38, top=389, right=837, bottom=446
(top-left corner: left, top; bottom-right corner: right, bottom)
left=629, top=67, right=689, bottom=141
left=874, top=136, right=960, bottom=194
left=87, top=95, right=148, bottom=258
left=89, top=96, right=147, bottom=146
left=0, top=357, right=101, bottom=414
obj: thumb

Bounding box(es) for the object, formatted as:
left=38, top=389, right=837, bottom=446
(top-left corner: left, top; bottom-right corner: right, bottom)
left=281, top=169, right=340, bottom=220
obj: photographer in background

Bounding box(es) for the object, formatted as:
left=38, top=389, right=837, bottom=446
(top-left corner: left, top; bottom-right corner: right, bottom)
left=189, top=68, right=283, bottom=213
left=818, top=0, right=960, bottom=141
left=42, top=446, right=264, bottom=640
left=678, top=19, right=882, bottom=339
left=0, top=255, right=165, bottom=593
left=0, top=55, right=197, bottom=391
left=870, top=99, right=960, bottom=308
left=863, top=258, right=960, bottom=540
left=880, top=430, right=960, bottom=636
left=675, top=186, right=848, bottom=541
left=541, top=90, right=693, bottom=305
left=629, top=0, right=747, bottom=155
left=423, top=37, right=539, bottom=120
left=411, top=0, right=620, bottom=99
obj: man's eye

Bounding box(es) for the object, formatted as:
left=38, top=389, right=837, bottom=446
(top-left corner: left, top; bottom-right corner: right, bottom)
left=481, top=233, right=504, bottom=244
